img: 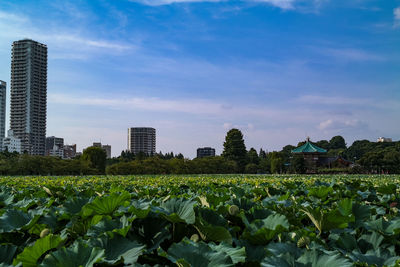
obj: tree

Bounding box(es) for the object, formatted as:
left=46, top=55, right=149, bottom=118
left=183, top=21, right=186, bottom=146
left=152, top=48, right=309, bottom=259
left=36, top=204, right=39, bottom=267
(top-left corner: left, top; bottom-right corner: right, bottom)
left=222, top=129, right=247, bottom=172
left=247, top=148, right=259, bottom=165
left=258, top=158, right=271, bottom=174
left=329, top=136, right=346, bottom=150
left=269, top=152, right=284, bottom=174
left=81, top=147, right=107, bottom=174
left=259, top=148, right=267, bottom=159
left=245, top=163, right=258, bottom=174
left=281, top=145, right=295, bottom=164
left=316, top=140, right=330, bottom=150
left=290, top=155, right=306, bottom=174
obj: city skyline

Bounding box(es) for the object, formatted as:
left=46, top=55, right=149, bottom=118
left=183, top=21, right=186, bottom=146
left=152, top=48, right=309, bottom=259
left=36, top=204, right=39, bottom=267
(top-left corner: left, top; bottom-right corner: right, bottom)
left=0, top=1, right=399, bottom=157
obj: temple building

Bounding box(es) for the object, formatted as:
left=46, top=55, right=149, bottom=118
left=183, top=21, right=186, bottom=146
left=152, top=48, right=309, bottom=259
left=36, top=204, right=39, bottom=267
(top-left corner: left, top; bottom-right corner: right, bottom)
left=292, top=137, right=353, bottom=172
left=291, top=137, right=327, bottom=172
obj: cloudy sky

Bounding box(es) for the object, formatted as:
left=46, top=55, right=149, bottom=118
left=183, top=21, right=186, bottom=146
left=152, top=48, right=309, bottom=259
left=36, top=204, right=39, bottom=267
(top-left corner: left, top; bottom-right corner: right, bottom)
left=0, top=0, right=399, bottom=157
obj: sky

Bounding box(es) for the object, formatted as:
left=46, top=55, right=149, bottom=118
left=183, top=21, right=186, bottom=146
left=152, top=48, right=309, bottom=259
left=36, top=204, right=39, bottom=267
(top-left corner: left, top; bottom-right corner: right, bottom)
left=0, top=0, right=399, bottom=158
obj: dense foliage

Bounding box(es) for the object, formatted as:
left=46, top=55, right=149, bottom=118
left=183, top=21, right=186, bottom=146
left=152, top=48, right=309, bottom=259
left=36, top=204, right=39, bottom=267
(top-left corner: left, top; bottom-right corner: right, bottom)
left=0, top=175, right=399, bottom=266
left=1, top=133, right=399, bottom=175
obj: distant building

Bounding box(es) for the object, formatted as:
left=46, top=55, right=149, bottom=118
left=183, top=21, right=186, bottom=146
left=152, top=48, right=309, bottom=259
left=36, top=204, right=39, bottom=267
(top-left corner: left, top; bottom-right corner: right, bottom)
left=45, top=136, right=64, bottom=157
left=292, top=137, right=327, bottom=172
left=93, top=142, right=102, bottom=148
left=102, top=145, right=111, bottom=159
left=91, top=142, right=111, bottom=158
left=377, top=137, right=392, bottom=143
left=10, top=39, right=47, bottom=155
left=197, top=147, right=216, bottom=158
left=63, top=144, right=77, bottom=159
left=2, top=130, right=21, bottom=153
left=128, top=127, right=156, bottom=155
left=0, top=81, right=6, bottom=149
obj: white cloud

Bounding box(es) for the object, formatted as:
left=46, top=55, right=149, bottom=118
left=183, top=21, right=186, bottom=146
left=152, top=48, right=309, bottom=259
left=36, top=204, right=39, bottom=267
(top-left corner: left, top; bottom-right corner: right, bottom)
left=297, top=95, right=370, bottom=106
left=250, top=0, right=295, bottom=9
left=48, top=93, right=318, bottom=122
left=318, top=119, right=368, bottom=132
left=49, top=94, right=227, bottom=115
left=394, top=7, right=400, bottom=27
left=0, top=11, right=28, bottom=23
left=317, top=47, right=384, bottom=62
left=133, top=0, right=222, bottom=4
left=130, top=0, right=298, bottom=9
left=297, top=95, right=400, bottom=112
left=48, top=34, right=133, bottom=51
left=0, top=9, right=134, bottom=60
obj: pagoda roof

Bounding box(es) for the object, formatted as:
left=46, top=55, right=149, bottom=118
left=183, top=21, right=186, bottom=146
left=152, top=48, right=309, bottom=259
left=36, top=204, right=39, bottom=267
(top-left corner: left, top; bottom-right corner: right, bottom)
left=292, top=141, right=327, bottom=154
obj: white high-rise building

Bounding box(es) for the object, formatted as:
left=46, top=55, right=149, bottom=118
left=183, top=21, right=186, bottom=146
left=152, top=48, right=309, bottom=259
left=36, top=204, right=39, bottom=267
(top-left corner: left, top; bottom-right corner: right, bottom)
left=3, top=130, right=21, bottom=153
left=128, top=127, right=156, bottom=155
left=10, top=39, right=47, bottom=155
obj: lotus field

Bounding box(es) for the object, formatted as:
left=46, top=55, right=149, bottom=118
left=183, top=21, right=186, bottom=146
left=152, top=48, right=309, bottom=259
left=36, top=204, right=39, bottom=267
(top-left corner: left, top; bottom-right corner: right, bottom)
left=0, top=175, right=400, bottom=266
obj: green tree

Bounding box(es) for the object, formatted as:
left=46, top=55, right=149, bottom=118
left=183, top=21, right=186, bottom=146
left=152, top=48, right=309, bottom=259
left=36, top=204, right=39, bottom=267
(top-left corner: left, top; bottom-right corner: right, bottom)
left=259, top=148, right=267, bottom=159
left=281, top=145, right=295, bottom=164
left=258, top=157, right=271, bottom=173
left=222, top=129, right=247, bottom=172
left=245, top=163, right=258, bottom=174
left=81, top=147, right=107, bottom=174
left=316, top=140, right=330, bottom=150
left=269, top=152, right=284, bottom=174
left=290, top=155, right=306, bottom=174
left=329, top=136, right=346, bottom=149
left=247, top=148, right=259, bottom=165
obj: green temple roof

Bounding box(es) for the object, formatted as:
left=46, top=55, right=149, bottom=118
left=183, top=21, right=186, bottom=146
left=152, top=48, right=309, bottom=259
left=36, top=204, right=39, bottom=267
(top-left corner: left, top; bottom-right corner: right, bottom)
left=292, top=140, right=327, bottom=153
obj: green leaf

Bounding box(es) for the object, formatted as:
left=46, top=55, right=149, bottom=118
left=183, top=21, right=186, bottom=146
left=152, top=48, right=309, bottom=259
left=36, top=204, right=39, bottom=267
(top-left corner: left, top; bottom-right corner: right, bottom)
left=167, top=238, right=235, bottom=267
left=324, top=209, right=354, bottom=230
left=261, top=256, right=294, bottom=267
left=337, top=199, right=352, bottom=217
left=195, top=208, right=232, bottom=243
left=243, top=214, right=289, bottom=245
left=0, top=209, right=35, bottom=233
left=158, top=198, right=196, bottom=224
left=82, top=192, right=130, bottom=216
left=0, top=244, right=17, bottom=265
left=39, top=242, right=104, bottom=267
left=359, top=232, right=384, bottom=251
left=352, top=203, right=371, bottom=223
left=0, top=191, right=14, bottom=207
left=208, top=243, right=246, bottom=264
left=14, top=234, right=63, bottom=267
left=87, top=215, right=132, bottom=237
left=89, top=235, right=145, bottom=264
left=261, top=242, right=303, bottom=267
left=61, top=196, right=91, bottom=216
left=128, top=199, right=151, bottom=218
left=195, top=224, right=232, bottom=244
left=129, top=215, right=171, bottom=252
left=297, top=250, right=352, bottom=267
left=308, top=186, right=333, bottom=199
left=301, top=207, right=323, bottom=234
left=376, top=184, right=396, bottom=194
left=365, top=218, right=400, bottom=235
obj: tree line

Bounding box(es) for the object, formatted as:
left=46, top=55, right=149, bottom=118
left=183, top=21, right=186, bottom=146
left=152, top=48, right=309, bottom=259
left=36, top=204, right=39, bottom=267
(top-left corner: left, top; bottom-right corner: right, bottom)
left=0, top=129, right=399, bottom=175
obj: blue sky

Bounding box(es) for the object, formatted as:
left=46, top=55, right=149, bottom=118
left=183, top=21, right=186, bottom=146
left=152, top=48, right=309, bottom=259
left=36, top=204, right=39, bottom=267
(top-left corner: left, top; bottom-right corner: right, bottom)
left=0, top=0, right=399, bottom=157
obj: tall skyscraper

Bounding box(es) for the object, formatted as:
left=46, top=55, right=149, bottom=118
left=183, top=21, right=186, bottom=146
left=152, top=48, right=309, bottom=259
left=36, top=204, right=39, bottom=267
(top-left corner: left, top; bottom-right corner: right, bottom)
left=0, top=81, right=6, bottom=147
left=10, top=39, right=47, bottom=155
left=128, top=127, right=156, bottom=155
